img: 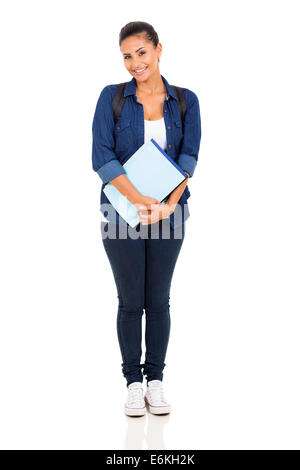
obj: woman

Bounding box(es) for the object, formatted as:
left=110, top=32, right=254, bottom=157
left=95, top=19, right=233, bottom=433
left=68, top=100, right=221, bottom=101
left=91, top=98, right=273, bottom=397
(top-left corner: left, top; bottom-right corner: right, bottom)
left=92, top=21, right=201, bottom=416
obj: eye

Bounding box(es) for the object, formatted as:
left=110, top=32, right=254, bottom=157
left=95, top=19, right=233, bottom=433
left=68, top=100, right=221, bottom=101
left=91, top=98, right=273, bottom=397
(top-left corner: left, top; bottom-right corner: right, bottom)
left=124, top=51, right=146, bottom=60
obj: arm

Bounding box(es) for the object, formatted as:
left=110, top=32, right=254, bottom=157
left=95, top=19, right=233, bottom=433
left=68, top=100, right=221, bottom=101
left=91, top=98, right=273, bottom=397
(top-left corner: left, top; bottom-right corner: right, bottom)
left=176, top=90, right=201, bottom=177
left=109, top=173, right=143, bottom=206
left=92, top=87, right=159, bottom=210
left=162, top=90, right=201, bottom=216
left=165, top=171, right=190, bottom=215
left=92, top=86, right=127, bottom=183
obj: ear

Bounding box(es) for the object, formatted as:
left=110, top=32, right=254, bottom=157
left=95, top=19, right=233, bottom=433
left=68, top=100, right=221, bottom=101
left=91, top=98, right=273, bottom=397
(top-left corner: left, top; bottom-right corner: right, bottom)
left=157, top=42, right=163, bottom=60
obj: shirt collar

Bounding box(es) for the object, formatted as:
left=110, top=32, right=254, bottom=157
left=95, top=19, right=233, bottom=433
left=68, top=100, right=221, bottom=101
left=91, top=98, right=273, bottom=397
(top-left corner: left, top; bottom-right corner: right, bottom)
left=123, top=74, right=178, bottom=101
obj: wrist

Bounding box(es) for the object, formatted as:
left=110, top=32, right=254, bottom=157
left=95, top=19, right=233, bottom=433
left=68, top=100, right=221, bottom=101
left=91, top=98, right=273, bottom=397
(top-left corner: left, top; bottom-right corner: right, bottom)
left=130, top=195, right=143, bottom=206
left=165, top=202, right=176, bottom=216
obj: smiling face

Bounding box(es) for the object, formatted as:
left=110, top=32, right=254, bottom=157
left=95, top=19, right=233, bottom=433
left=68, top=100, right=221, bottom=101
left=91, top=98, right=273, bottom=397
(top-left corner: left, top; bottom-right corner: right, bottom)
left=120, top=34, right=162, bottom=81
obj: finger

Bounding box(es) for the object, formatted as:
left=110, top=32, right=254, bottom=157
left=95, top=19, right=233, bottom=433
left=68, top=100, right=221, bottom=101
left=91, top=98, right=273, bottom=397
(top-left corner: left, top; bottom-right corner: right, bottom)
left=140, top=213, right=151, bottom=225
left=145, top=203, right=159, bottom=210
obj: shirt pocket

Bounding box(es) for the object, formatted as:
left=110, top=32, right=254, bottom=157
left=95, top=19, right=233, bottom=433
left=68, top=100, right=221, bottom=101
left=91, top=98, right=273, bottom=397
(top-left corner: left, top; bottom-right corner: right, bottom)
left=173, top=119, right=183, bottom=153
left=114, top=118, right=133, bottom=152
left=174, top=119, right=183, bottom=138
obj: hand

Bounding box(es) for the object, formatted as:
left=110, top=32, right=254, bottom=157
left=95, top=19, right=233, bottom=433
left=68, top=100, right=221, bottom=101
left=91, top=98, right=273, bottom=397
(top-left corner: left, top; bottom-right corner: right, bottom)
left=133, top=195, right=160, bottom=215
left=132, top=195, right=160, bottom=225
left=138, top=202, right=173, bottom=226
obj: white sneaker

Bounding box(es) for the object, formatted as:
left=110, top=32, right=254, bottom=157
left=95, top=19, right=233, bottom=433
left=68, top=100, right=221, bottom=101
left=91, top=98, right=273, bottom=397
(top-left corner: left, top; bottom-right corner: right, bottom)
left=144, top=380, right=171, bottom=415
left=124, top=382, right=146, bottom=416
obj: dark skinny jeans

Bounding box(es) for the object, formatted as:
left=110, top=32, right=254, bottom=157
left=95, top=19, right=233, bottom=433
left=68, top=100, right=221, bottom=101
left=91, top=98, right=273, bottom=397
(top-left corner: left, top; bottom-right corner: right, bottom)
left=101, top=218, right=186, bottom=387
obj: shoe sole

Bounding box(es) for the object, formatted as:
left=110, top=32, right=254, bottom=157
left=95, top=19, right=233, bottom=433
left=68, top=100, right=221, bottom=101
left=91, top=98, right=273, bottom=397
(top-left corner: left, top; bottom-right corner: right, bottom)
left=124, top=405, right=146, bottom=417
left=144, top=395, right=171, bottom=415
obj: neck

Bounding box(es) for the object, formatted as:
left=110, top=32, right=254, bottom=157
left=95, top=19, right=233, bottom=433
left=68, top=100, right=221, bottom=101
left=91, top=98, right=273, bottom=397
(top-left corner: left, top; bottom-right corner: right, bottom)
left=136, top=71, right=165, bottom=96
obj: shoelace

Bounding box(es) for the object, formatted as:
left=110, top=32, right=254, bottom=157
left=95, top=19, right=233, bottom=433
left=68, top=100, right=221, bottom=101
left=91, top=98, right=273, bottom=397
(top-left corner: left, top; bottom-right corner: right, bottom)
left=147, top=385, right=167, bottom=405
left=127, top=387, right=144, bottom=406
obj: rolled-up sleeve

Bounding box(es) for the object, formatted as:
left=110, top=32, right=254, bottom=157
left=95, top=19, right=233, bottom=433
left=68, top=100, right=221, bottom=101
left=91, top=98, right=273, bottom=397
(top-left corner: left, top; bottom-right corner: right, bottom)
left=92, top=86, right=126, bottom=184
left=176, top=90, right=201, bottom=178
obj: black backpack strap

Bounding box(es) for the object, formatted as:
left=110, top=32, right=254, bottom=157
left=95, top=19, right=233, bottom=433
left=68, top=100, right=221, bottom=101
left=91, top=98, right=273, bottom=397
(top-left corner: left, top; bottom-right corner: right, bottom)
left=112, top=82, right=128, bottom=125
left=171, top=85, right=187, bottom=124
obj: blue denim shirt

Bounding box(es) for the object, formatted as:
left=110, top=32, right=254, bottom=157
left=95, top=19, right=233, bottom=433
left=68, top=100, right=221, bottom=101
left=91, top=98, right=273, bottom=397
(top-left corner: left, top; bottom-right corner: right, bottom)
left=92, top=74, right=201, bottom=229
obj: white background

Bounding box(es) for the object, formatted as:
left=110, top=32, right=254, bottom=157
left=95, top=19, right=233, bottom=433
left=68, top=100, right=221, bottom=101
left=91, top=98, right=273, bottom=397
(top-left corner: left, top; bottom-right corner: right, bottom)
left=0, top=0, right=299, bottom=450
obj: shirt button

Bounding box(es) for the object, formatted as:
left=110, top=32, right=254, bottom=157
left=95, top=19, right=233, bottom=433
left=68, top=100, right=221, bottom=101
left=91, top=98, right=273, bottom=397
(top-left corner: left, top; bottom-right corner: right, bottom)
left=164, top=109, right=167, bottom=113
left=168, top=144, right=172, bottom=148
left=167, top=125, right=171, bottom=130
left=117, top=126, right=120, bottom=130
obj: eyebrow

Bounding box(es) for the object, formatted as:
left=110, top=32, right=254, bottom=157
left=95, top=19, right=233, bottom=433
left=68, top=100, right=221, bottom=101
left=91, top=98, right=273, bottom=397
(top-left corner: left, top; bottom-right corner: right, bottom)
left=122, top=47, right=145, bottom=56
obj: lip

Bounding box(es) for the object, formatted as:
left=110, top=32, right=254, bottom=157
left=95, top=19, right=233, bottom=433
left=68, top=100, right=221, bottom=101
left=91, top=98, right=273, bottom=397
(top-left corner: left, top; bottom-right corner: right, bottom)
left=133, top=66, right=148, bottom=76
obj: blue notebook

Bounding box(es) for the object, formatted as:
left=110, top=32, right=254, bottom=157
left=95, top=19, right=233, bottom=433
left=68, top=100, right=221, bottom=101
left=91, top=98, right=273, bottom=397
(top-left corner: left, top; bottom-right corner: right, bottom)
left=103, top=138, right=188, bottom=227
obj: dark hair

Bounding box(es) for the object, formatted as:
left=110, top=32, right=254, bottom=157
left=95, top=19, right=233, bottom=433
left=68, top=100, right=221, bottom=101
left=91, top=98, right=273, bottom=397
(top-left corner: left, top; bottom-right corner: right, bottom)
left=119, top=21, right=159, bottom=49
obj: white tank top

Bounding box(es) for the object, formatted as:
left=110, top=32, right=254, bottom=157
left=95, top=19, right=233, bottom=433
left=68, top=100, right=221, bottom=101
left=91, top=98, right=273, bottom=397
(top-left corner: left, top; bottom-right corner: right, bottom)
left=144, top=117, right=167, bottom=151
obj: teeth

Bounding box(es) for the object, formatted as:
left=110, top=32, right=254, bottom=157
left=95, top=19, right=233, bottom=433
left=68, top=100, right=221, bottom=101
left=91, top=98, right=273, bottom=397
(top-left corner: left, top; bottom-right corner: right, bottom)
left=135, top=67, right=147, bottom=73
